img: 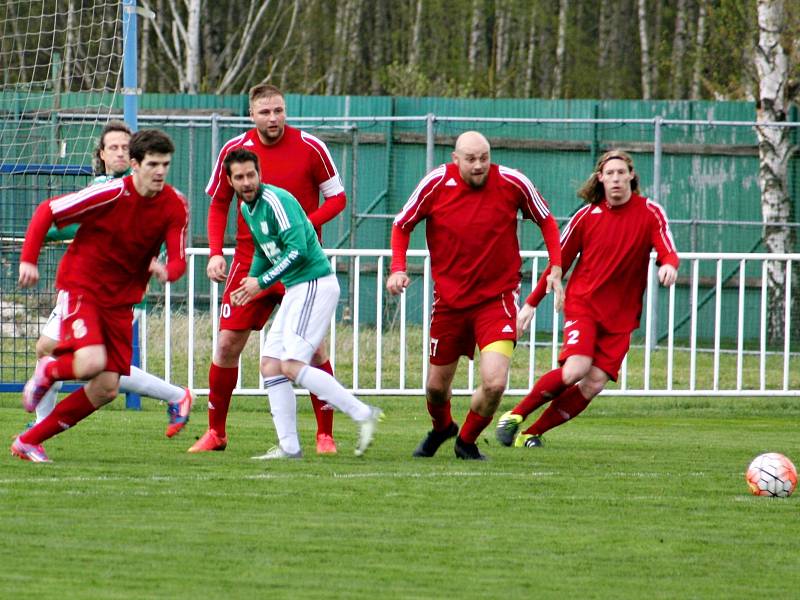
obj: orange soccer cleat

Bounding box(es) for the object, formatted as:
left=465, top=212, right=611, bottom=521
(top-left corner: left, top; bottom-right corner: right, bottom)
left=187, top=428, right=228, bottom=453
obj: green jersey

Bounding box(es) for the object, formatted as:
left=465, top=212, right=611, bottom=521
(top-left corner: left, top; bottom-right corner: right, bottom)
left=241, top=183, right=332, bottom=290
left=45, top=168, right=133, bottom=242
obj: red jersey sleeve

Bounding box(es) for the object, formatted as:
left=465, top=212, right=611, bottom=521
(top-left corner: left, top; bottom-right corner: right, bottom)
left=20, top=200, right=54, bottom=265
left=390, top=165, right=445, bottom=272
left=205, top=136, right=244, bottom=256
left=390, top=226, right=411, bottom=273
left=164, top=191, right=190, bottom=282
left=300, top=131, right=347, bottom=228
left=500, top=165, right=561, bottom=267
left=526, top=207, right=585, bottom=307
left=645, top=199, right=680, bottom=269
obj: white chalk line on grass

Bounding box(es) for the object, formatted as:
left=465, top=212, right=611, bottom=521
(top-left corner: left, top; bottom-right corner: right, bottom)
left=0, top=469, right=716, bottom=487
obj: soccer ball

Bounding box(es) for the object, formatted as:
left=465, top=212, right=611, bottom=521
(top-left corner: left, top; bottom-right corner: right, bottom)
left=745, top=453, right=797, bottom=497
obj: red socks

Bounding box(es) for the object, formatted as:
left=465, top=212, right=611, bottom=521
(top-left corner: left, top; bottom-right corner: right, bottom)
left=310, top=360, right=335, bottom=437
left=524, top=384, right=592, bottom=436
left=45, top=354, right=75, bottom=382
left=20, top=387, right=96, bottom=445
left=459, top=409, right=492, bottom=444
left=513, top=368, right=568, bottom=418
left=208, top=363, right=238, bottom=437
left=426, top=399, right=454, bottom=432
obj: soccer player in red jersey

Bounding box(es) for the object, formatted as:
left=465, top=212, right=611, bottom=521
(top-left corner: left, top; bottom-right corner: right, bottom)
left=191, top=84, right=347, bottom=454
left=496, top=150, right=679, bottom=449
left=12, top=129, right=189, bottom=463
left=387, top=131, right=563, bottom=460
left=26, top=121, right=193, bottom=438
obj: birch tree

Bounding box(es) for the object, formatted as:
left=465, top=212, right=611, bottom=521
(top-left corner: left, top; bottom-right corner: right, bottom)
left=552, top=0, right=568, bottom=98
left=754, top=0, right=794, bottom=342
left=670, top=0, right=689, bottom=98
left=690, top=0, right=707, bottom=99
left=637, top=0, right=652, bottom=99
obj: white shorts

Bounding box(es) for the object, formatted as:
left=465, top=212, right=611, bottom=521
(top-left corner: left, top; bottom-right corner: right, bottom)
left=261, top=274, right=339, bottom=363
left=41, top=290, right=67, bottom=341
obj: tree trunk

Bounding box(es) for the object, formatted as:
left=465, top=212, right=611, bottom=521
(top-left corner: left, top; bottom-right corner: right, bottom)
left=637, top=0, right=652, bottom=99
left=670, top=0, right=688, bottom=98
left=184, top=0, right=201, bottom=93
left=468, top=0, right=484, bottom=79
left=690, top=0, right=707, bottom=99
left=552, top=0, right=568, bottom=98
left=755, top=0, right=794, bottom=343
left=409, top=0, right=423, bottom=69
left=524, top=5, right=537, bottom=97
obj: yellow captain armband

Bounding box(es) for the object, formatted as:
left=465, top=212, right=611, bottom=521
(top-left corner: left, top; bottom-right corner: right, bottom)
left=480, top=339, right=514, bottom=358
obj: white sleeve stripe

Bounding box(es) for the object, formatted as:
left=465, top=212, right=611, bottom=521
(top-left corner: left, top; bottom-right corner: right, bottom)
left=645, top=199, right=677, bottom=253
left=499, top=165, right=550, bottom=218
left=394, top=165, right=446, bottom=226
left=205, top=133, right=248, bottom=196
left=319, top=175, right=344, bottom=197
left=300, top=131, right=341, bottom=179
left=265, top=189, right=291, bottom=231
left=560, top=205, right=592, bottom=245
left=50, top=180, right=124, bottom=216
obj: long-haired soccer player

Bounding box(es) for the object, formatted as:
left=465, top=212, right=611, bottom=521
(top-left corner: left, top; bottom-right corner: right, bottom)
left=496, top=150, right=679, bottom=448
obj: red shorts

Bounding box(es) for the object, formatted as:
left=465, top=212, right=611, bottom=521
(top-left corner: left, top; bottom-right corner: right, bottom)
left=219, top=255, right=285, bottom=331
left=428, top=291, right=518, bottom=365
left=55, top=291, right=133, bottom=375
left=558, top=315, right=631, bottom=381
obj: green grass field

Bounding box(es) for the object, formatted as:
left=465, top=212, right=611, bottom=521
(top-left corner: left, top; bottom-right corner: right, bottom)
left=0, top=393, right=798, bottom=599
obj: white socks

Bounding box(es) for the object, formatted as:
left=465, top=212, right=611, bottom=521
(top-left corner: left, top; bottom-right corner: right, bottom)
left=264, top=375, right=301, bottom=454
left=295, top=365, right=371, bottom=422
left=119, top=366, right=185, bottom=403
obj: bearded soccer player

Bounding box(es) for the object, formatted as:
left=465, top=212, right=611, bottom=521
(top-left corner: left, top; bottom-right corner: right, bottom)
left=27, top=120, right=193, bottom=437
left=193, top=83, right=346, bottom=454
left=12, top=129, right=188, bottom=463
left=225, top=149, right=382, bottom=458
left=496, top=150, right=679, bottom=449
left=386, top=131, right=563, bottom=460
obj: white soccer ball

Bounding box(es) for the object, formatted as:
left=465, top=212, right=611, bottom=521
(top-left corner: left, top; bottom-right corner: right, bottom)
left=745, top=452, right=797, bottom=498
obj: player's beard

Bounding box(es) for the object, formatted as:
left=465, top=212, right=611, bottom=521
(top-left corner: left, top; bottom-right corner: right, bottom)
left=466, top=170, right=488, bottom=188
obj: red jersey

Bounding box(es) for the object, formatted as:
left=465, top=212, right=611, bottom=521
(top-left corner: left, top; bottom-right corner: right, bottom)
left=21, top=176, right=188, bottom=307
left=392, top=162, right=561, bottom=310
left=527, top=193, right=679, bottom=332
left=205, top=125, right=346, bottom=260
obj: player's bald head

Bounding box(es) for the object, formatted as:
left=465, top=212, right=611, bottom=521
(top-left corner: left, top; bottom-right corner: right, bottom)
left=454, top=131, right=490, bottom=157
left=452, top=131, right=491, bottom=188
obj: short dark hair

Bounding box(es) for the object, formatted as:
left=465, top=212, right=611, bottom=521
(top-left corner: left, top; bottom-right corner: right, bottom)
left=223, top=148, right=260, bottom=177
left=249, top=83, right=284, bottom=105
left=129, top=129, right=175, bottom=162
left=93, top=120, right=132, bottom=175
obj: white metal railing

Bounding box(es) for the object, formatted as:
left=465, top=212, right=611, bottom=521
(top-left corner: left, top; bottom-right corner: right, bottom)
left=145, top=249, right=800, bottom=397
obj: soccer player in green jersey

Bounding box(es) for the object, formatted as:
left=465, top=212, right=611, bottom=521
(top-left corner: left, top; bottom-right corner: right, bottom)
left=26, top=120, right=193, bottom=438
left=225, top=148, right=382, bottom=458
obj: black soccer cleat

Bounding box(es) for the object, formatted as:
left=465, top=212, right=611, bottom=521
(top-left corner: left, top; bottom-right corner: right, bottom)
left=454, top=436, right=487, bottom=461
left=412, top=421, right=459, bottom=457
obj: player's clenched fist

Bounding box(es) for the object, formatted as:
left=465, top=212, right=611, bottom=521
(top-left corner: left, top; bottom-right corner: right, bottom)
left=386, top=271, right=410, bottom=295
